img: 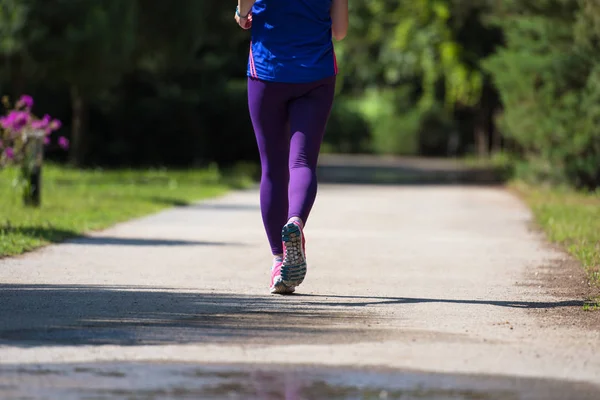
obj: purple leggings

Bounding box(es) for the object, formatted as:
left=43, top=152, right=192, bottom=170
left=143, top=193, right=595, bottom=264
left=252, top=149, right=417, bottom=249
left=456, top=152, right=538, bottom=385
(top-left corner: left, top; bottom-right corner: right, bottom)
left=248, top=76, right=336, bottom=255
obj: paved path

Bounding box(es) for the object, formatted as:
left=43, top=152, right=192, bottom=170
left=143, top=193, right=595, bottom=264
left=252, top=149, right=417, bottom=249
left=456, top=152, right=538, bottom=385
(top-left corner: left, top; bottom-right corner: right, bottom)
left=1, top=185, right=599, bottom=392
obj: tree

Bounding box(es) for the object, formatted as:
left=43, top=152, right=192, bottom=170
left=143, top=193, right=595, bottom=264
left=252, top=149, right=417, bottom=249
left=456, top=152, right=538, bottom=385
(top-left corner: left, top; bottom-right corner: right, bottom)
left=483, top=0, right=600, bottom=188
left=23, top=0, right=137, bottom=166
left=334, top=0, right=502, bottom=157
left=0, top=0, right=27, bottom=57
left=0, top=0, right=28, bottom=95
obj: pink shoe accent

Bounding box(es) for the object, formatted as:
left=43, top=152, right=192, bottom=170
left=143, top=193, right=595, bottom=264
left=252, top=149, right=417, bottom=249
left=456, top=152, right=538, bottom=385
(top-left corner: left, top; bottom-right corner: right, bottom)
left=270, top=261, right=283, bottom=288
left=270, top=261, right=295, bottom=294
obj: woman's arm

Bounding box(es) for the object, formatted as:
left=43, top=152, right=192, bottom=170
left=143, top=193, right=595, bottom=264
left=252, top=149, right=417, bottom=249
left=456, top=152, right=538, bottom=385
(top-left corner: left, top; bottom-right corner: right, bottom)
left=331, top=0, right=348, bottom=41
left=236, top=0, right=256, bottom=30
left=238, top=0, right=256, bottom=18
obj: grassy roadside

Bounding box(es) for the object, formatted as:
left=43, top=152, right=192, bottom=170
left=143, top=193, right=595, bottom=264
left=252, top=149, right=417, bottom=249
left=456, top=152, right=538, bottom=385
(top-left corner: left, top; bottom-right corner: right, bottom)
left=512, top=182, right=600, bottom=307
left=0, top=164, right=255, bottom=257
left=464, top=153, right=599, bottom=303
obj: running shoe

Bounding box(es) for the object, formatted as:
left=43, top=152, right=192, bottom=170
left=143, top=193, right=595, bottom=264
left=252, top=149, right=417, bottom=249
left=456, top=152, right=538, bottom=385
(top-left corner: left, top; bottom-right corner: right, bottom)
left=270, top=260, right=295, bottom=294
left=281, top=221, right=307, bottom=288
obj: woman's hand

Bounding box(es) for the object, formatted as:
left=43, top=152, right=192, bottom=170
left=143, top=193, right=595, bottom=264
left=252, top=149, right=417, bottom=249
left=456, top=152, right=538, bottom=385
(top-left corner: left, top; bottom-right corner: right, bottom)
left=331, top=0, right=348, bottom=40
left=235, top=9, right=253, bottom=30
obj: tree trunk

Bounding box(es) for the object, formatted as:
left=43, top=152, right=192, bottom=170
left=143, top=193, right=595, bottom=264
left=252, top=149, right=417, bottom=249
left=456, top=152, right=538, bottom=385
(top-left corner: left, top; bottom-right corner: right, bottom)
left=491, top=108, right=503, bottom=154
left=11, top=56, right=25, bottom=98
left=474, top=115, right=489, bottom=158
left=69, top=84, right=87, bottom=167
left=474, top=80, right=500, bottom=158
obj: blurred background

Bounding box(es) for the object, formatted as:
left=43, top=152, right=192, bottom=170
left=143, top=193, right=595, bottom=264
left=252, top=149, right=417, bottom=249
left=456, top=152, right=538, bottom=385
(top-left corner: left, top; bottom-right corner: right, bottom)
left=0, top=0, right=599, bottom=190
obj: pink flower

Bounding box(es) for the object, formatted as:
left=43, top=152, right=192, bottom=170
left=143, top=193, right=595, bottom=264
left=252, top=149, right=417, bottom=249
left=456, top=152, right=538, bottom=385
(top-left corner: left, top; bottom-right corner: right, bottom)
left=0, top=110, right=30, bottom=132
left=32, top=114, right=51, bottom=131
left=58, top=136, right=69, bottom=150
left=16, top=95, right=34, bottom=110
left=14, top=112, right=29, bottom=131
left=4, top=147, right=14, bottom=160
left=49, top=119, right=62, bottom=132
left=0, top=116, right=11, bottom=130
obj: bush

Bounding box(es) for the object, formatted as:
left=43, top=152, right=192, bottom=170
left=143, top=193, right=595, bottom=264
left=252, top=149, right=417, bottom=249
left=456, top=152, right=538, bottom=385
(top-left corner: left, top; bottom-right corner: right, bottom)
left=483, top=1, right=600, bottom=189
left=417, top=103, right=457, bottom=157
left=332, top=89, right=457, bottom=157
left=323, top=98, right=371, bottom=154
left=370, top=111, right=421, bottom=156
left=354, top=88, right=420, bottom=155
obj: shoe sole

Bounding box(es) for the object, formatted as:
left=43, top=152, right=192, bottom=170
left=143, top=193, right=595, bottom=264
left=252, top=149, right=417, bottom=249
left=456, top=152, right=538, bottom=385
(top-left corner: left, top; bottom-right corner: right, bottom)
left=270, top=279, right=296, bottom=295
left=281, top=222, right=307, bottom=287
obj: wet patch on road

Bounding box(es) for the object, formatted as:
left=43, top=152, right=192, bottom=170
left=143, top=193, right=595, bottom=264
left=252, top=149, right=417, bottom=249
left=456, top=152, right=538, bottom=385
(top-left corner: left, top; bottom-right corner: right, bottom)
left=0, top=363, right=598, bottom=400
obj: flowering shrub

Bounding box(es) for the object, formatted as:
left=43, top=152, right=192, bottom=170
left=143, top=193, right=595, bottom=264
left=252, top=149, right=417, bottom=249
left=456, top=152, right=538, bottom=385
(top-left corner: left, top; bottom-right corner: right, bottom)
left=0, top=95, right=68, bottom=167
left=1, top=95, right=69, bottom=206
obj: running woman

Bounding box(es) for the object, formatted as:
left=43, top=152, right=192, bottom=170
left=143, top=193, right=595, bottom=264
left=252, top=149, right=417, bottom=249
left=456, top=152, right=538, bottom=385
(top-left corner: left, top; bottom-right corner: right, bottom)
left=235, top=0, right=348, bottom=294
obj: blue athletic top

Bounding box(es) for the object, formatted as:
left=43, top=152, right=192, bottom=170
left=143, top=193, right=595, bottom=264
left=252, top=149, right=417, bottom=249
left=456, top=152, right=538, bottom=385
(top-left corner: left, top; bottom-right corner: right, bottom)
left=248, top=0, right=338, bottom=83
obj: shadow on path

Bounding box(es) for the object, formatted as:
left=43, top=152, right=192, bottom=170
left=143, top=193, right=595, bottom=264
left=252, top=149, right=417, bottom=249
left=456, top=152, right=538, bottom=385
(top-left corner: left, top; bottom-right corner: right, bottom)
left=2, top=227, right=244, bottom=250
left=296, top=294, right=584, bottom=309
left=0, top=284, right=369, bottom=348
left=67, top=237, right=242, bottom=247
left=0, top=285, right=583, bottom=349
left=180, top=203, right=260, bottom=212
left=146, top=197, right=260, bottom=211
left=0, top=227, right=240, bottom=248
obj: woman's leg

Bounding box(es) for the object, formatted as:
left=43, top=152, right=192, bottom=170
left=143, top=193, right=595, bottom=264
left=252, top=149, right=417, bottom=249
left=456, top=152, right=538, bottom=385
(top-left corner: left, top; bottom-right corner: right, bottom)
left=287, top=77, right=336, bottom=225
left=247, top=78, right=290, bottom=255
left=277, top=77, right=335, bottom=290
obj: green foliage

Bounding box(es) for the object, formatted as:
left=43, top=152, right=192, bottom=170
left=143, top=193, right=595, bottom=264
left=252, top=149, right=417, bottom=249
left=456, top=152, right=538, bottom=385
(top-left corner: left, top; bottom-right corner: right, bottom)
left=391, top=0, right=483, bottom=109
left=484, top=0, right=600, bottom=189
left=416, top=103, right=457, bottom=156
left=0, top=0, right=256, bottom=167
left=354, top=89, right=419, bottom=155
left=0, top=0, right=27, bottom=56
left=324, top=99, right=371, bottom=154
left=340, top=89, right=456, bottom=156
left=334, top=0, right=497, bottom=158
left=23, top=0, right=137, bottom=90
left=339, top=0, right=483, bottom=109
left=0, top=0, right=598, bottom=189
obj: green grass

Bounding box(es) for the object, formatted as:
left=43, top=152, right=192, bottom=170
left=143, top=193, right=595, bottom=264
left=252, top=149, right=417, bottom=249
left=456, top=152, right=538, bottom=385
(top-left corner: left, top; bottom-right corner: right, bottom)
left=583, top=299, right=600, bottom=312
left=0, top=164, right=255, bottom=257
left=513, top=182, right=600, bottom=288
